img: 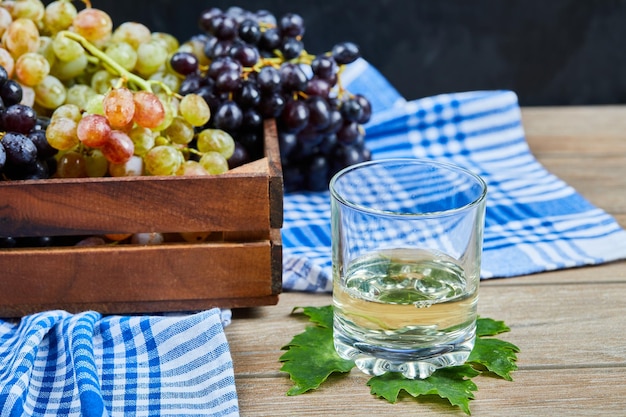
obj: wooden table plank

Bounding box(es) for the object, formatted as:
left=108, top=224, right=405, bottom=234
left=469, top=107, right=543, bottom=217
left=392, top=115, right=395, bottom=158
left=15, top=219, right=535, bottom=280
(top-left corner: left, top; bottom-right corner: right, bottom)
left=226, top=106, right=626, bottom=416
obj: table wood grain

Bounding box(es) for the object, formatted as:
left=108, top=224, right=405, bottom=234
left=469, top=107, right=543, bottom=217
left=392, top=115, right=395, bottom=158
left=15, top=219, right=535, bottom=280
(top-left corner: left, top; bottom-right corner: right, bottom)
left=225, top=106, right=626, bottom=416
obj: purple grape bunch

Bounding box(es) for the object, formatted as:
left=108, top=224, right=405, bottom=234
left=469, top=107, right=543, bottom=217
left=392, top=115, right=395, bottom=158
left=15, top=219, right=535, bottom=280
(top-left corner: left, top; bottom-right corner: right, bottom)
left=169, top=7, right=373, bottom=192
left=0, top=65, right=57, bottom=181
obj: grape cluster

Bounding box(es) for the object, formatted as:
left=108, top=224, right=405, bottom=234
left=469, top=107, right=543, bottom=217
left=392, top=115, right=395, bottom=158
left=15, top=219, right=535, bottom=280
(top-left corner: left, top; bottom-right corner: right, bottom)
left=171, top=6, right=373, bottom=192
left=0, top=65, right=57, bottom=180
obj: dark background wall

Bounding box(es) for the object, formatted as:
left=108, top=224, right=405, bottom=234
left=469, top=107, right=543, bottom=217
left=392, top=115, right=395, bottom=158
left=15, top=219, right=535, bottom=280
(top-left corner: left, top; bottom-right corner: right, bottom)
left=87, top=0, right=626, bottom=106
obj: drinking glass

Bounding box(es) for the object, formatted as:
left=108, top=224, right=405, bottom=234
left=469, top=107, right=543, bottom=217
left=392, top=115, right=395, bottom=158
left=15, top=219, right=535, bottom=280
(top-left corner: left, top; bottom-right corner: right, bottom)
left=330, top=158, right=487, bottom=379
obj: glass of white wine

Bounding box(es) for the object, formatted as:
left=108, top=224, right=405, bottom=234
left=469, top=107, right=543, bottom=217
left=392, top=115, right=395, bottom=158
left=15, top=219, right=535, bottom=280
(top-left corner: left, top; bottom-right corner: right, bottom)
left=330, top=158, right=487, bottom=379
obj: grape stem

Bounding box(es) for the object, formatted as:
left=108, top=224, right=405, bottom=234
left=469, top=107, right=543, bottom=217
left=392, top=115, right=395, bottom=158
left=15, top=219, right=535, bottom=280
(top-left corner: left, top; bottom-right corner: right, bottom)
left=58, top=30, right=173, bottom=96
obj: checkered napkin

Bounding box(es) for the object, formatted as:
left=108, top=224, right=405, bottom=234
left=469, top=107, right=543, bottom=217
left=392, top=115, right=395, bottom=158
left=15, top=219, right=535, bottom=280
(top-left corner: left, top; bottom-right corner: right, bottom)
left=282, top=58, right=626, bottom=292
left=0, top=309, right=239, bottom=416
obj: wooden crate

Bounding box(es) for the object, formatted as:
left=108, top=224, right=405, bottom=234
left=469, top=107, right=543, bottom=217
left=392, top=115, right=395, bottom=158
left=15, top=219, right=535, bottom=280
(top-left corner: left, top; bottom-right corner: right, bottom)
left=0, top=120, right=283, bottom=317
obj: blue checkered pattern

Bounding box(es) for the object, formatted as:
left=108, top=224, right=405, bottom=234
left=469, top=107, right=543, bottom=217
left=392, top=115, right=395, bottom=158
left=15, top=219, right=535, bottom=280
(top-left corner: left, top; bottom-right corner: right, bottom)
left=0, top=309, right=239, bottom=416
left=282, top=58, right=626, bottom=292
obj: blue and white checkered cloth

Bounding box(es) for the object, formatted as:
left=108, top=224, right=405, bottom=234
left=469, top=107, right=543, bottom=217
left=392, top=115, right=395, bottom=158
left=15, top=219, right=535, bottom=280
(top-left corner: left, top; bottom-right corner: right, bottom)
left=0, top=309, right=239, bottom=416
left=282, top=58, right=626, bottom=292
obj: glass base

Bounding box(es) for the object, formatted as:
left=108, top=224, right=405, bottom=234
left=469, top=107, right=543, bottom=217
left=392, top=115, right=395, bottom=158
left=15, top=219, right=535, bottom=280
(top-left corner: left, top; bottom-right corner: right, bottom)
left=333, top=326, right=476, bottom=379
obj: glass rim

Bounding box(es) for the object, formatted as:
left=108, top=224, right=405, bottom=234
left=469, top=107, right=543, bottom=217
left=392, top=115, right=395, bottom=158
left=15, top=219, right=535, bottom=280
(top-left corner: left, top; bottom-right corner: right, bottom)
left=329, top=158, right=488, bottom=217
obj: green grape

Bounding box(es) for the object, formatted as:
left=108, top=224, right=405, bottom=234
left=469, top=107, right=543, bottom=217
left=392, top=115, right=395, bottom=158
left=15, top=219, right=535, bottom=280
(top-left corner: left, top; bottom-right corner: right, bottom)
left=52, top=103, right=81, bottom=122
left=128, top=125, right=156, bottom=156
left=7, top=0, right=45, bottom=22
left=34, top=74, right=66, bottom=109
left=84, top=93, right=105, bottom=115
left=134, top=39, right=168, bottom=77
left=4, top=17, right=40, bottom=59
left=148, top=70, right=180, bottom=95
left=50, top=53, right=87, bottom=80
left=0, top=7, right=13, bottom=39
left=176, top=160, right=210, bottom=176
left=0, top=47, right=14, bottom=77
left=56, top=150, right=87, bottom=178
left=66, top=84, right=97, bottom=109
left=199, top=151, right=229, bottom=175
left=43, top=0, right=77, bottom=35
left=109, top=155, right=144, bottom=177
left=51, top=34, right=83, bottom=61
left=153, top=93, right=176, bottom=131
left=20, top=84, right=35, bottom=107
left=90, top=69, right=117, bottom=94
left=84, top=149, right=108, bottom=177
left=178, top=93, right=211, bottom=127
left=111, top=21, right=151, bottom=50
left=46, top=116, right=79, bottom=150
left=164, top=116, right=194, bottom=145
left=104, top=41, right=137, bottom=71
left=144, top=145, right=183, bottom=176
left=14, top=52, right=50, bottom=87
left=196, top=128, right=235, bottom=159
left=151, top=32, right=179, bottom=54
left=37, top=36, right=57, bottom=67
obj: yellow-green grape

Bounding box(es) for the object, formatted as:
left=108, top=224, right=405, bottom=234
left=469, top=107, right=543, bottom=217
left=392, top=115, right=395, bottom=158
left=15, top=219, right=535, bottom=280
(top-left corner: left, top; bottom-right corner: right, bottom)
left=14, top=51, right=50, bottom=87
left=151, top=32, right=179, bottom=54
left=164, top=116, right=194, bottom=145
left=111, top=21, right=151, bottom=50
left=90, top=69, right=117, bottom=95
left=134, top=39, right=168, bottom=77
left=128, top=125, right=156, bottom=156
left=34, top=74, right=66, bottom=109
left=130, top=232, right=165, bottom=245
left=43, top=0, right=77, bottom=35
left=199, top=151, right=229, bottom=175
left=109, top=155, right=144, bottom=177
left=0, top=47, right=15, bottom=76
left=51, top=33, right=83, bottom=61
left=50, top=53, right=87, bottom=80
left=3, top=17, right=40, bottom=58
left=0, top=7, right=13, bottom=39
left=56, top=150, right=87, bottom=178
left=176, top=160, right=210, bottom=176
left=84, top=149, right=108, bottom=177
left=196, top=128, right=235, bottom=159
left=153, top=94, right=177, bottom=131
left=179, top=231, right=211, bottom=243
left=20, top=84, right=35, bottom=107
left=178, top=93, right=211, bottom=127
left=6, top=0, right=45, bottom=21
left=37, top=36, right=57, bottom=66
left=65, top=84, right=96, bottom=109
left=51, top=103, right=81, bottom=122
left=148, top=70, right=180, bottom=95
left=144, top=145, right=183, bottom=176
left=46, top=116, right=79, bottom=150
left=84, top=93, right=105, bottom=115
left=104, top=41, right=137, bottom=71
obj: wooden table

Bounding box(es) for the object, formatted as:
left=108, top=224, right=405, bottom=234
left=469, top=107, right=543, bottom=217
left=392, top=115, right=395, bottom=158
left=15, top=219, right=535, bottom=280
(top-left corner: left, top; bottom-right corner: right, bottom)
left=225, top=106, right=626, bottom=416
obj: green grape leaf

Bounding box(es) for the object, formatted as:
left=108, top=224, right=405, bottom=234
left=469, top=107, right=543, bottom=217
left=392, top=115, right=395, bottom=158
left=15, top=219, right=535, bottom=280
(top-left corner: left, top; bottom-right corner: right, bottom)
left=367, top=365, right=480, bottom=415
left=467, top=337, right=520, bottom=381
left=280, top=305, right=519, bottom=414
left=279, top=306, right=354, bottom=395
left=476, top=317, right=511, bottom=337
